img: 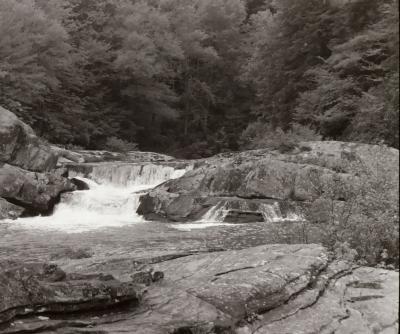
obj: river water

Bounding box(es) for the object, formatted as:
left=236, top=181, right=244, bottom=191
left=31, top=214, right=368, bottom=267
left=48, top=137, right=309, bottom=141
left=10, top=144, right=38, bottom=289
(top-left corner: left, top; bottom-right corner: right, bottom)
left=0, top=163, right=313, bottom=263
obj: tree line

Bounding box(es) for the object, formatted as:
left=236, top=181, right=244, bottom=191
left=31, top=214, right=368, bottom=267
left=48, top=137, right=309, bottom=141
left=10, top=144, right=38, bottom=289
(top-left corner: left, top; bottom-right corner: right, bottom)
left=0, top=0, right=398, bottom=157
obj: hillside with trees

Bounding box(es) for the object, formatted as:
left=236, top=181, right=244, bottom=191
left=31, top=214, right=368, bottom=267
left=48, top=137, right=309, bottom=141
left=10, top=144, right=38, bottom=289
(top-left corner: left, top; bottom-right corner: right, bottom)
left=0, top=0, right=398, bottom=157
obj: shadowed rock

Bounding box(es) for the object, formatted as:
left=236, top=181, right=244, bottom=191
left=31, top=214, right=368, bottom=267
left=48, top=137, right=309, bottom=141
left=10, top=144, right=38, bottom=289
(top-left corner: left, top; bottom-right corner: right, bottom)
left=70, top=177, right=90, bottom=190
left=0, top=261, right=144, bottom=326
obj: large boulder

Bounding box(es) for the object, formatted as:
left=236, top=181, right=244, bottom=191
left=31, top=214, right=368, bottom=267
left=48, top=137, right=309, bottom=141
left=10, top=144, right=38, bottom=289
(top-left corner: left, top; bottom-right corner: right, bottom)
left=0, top=163, right=75, bottom=215
left=138, top=141, right=399, bottom=222
left=0, top=107, right=58, bottom=172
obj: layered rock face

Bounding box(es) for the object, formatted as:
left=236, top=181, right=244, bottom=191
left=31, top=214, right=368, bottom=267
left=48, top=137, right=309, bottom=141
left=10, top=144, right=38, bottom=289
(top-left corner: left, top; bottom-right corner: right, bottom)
left=0, top=261, right=144, bottom=326
left=1, top=245, right=397, bottom=333
left=138, top=141, right=399, bottom=222
left=0, top=107, right=74, bottom=218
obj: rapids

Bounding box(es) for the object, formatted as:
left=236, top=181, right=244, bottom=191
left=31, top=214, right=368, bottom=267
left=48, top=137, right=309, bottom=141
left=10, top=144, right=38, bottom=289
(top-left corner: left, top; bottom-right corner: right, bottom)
left=2, top=162, right=302, bottom=233
left=4, top=164, right=188, bottom=232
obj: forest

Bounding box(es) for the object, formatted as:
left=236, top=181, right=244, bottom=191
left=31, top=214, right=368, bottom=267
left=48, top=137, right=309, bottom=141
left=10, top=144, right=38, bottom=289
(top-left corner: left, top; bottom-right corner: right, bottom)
left=0, top=0, right=398, bottom=157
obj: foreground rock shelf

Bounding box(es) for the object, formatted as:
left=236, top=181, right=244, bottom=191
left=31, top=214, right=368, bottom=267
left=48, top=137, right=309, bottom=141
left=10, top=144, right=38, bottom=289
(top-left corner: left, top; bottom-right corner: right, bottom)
left=1, top=245, right=397, bottom=334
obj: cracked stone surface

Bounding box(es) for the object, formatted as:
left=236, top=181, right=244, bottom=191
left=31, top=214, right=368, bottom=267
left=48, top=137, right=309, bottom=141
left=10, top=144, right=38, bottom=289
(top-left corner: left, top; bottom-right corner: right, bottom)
left=0, top=245, right=398, bottom=334
left=244, top=265, right=399, bottom=334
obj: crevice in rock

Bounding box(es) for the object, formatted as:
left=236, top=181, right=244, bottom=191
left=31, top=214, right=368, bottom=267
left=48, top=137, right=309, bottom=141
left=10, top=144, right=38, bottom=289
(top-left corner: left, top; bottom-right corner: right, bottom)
left=214, top=266, right=256, bottom=277
left=236, top=194, right=282, bottom=201
left=348, top=295, right=385, bottom=302
left=251, top=262, right=354, bottom=333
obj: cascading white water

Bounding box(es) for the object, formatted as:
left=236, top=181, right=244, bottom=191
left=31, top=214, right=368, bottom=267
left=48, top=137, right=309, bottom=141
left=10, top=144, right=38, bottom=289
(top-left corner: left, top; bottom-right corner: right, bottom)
left=6, top=164, right=188, bottom=233
left=200, top=202, right=230, bottom=222
left=198, top=201, right=303, bottom=224
left=70, top=164, right=187, bottom=188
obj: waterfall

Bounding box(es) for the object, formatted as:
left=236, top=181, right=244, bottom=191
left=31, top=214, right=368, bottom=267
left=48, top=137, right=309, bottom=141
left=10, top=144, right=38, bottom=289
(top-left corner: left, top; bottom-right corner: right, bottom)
left=70, top=163, right=187, bottom=188
left=6, top=163, right=188, bottom=233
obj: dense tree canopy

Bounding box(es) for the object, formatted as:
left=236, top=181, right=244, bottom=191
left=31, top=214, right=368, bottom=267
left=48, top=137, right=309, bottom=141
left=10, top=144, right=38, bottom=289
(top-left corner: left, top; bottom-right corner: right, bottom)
left=0, top=0, right=398, bottom=156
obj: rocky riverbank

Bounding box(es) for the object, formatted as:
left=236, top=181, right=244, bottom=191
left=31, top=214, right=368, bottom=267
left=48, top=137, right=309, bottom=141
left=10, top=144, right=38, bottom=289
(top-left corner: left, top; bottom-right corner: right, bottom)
left=137, top=141, right=399, bottom=223
left=0, top=107, right=398, bottom=333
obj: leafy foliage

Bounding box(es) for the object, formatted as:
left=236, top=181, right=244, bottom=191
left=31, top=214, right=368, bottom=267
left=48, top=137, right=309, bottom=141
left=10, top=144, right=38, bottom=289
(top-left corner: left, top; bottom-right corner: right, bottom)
left=104, top=137, right=138, bottom=153
left=240, top=122, right=322, bottom=152
left=305, top=148, right=399, bottom=266
left=0, top=0, right=398, bottom=155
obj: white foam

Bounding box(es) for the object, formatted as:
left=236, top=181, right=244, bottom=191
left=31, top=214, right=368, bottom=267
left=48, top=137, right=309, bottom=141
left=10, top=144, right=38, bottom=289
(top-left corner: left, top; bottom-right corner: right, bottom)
left=197, top=201, right=303, bottom=225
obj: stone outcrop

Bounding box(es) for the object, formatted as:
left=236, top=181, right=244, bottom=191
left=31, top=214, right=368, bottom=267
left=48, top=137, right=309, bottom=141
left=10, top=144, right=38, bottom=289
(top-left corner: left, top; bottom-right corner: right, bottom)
left=0, top=107, right=58, bottom=172
left=0, top=108, right=77, bottom=218
left=138, top=141, right=399, bottom=222
left=0, top=163, right=75, bottom=216
left=1, top=245, right=397, bottom=334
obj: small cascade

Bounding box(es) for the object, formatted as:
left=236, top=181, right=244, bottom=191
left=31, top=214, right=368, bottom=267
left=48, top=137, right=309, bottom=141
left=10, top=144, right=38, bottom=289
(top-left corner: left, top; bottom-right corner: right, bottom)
left=200, top=202, right=230, bottom=222
left=259, top=203, right=283, bottom=222
left=198, top=200, right=303, bottom=224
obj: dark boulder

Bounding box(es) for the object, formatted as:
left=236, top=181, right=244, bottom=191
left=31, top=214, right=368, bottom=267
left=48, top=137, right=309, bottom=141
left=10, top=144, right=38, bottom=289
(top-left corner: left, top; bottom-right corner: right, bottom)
left=224, top=210, right=264, bottom=223
left=70, top=177, right=90, bottom=190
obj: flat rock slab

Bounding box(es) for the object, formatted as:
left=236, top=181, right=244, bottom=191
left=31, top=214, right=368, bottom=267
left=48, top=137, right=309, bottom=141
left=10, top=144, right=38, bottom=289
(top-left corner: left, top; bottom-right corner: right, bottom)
left=1, top=246, right=397, bottom=334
